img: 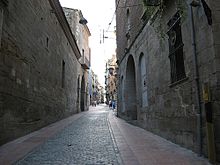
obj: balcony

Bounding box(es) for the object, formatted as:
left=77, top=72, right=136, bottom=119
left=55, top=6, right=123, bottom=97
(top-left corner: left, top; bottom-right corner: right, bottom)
left=80, top=55, right=90, bottom=69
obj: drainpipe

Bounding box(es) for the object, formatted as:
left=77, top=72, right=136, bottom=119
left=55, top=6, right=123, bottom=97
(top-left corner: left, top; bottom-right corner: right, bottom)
left=189, top=0, right=202, bottom=156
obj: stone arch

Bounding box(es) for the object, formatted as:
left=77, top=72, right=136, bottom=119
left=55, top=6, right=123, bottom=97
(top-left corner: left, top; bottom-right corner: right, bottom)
left=125, top=55, right=137, bottom=120
left=138, top=53, right=148, bottom=108
left=80, top=75, right=85, bottom=112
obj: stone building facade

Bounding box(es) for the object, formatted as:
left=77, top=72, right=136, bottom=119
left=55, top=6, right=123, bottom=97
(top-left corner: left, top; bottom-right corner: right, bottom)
left=116, top=0, right=220, bottom=162
left=88, top=69, right=102, bottom=105
left=0, top=0, right=90, bottom=145
left=97, top=84, right=105, bottom=104
left=105, top=54, right=118, bottom=104
left=63, top=7, right=91, bottom=112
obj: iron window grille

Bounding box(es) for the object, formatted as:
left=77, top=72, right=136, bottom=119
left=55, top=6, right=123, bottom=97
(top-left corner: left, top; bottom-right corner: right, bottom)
left=167, top=12, right=186, bottom=83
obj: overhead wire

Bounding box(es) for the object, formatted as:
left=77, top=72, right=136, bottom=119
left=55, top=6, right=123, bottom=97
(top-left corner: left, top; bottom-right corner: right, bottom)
left=101, top=0, right=122, bottom=43
left=106, top=0, right=121, bottom=32
left=103, top=1, right=144, bottom=43
left=106, top=1, right=143, bottom=32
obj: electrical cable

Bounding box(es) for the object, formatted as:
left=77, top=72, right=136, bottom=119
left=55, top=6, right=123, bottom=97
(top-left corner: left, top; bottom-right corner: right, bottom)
left=106, top=0, right=121, bottom=32
left=106, top=1, right=143, bottom=32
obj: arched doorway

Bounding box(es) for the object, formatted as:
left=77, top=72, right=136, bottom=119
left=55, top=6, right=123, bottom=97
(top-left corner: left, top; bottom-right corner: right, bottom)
left=80, top=75, right=85, bottom=112
left=125, top=55, right=137, bottom=120
left=139, top=53, right=148, bottom=108
left=77, top=76, right=80, bottom=113
left=120, top=76, right=125, bottom=113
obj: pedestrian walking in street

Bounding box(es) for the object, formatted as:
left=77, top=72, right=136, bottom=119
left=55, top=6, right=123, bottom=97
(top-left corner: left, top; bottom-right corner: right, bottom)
left=112, top=100, right=116, bottom=110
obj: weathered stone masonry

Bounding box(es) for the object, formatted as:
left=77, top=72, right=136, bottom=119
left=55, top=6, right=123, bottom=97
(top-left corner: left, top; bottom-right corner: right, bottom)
left=0, top=0, right=87, bottom=145
left=116, top=0, right=220, bottom=161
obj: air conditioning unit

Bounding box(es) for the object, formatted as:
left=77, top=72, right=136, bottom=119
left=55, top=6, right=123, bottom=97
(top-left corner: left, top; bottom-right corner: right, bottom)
left=144, top=0, right=161, bottom=6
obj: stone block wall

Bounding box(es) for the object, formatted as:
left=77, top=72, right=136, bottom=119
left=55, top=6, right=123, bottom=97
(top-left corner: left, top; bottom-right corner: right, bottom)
left=0, top=0, right=83, bottom=145
left=116, top=0, right=220, bottom=161
left=210, top=0, right=220, bottom=161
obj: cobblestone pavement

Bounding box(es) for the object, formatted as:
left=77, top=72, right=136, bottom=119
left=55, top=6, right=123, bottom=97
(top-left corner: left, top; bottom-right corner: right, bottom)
left=1, top=105, right=213, bottom=165
left=15, top=107, right=120, bottom=165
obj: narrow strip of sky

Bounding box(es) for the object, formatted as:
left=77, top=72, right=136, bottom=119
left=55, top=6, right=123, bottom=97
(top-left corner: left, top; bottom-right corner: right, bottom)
left=59, top=0, right=116, bottom=87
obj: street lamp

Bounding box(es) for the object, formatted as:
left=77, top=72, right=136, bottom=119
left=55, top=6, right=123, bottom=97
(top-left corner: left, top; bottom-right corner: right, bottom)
left=79, top=17, right=88, bottom=25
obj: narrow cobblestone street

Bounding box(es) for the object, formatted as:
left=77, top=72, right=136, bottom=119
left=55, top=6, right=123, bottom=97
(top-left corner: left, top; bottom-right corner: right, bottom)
left=15, top=106, right=120, bottom=165
left=0, top=105, right=211, bottom=165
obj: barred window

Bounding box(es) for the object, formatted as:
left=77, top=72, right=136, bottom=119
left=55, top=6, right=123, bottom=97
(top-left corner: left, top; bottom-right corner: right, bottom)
left=167, top=12, right=186, bottom=83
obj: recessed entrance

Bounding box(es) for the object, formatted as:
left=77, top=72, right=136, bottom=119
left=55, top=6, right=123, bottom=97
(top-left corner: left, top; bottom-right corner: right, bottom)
left=125, top=55, right=137, bottom=120
left=80, top=75, right=85, bottom=112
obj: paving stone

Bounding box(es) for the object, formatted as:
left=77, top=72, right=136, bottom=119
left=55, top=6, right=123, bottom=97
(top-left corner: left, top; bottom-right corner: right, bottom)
left=15, top=108, right=119, bottom=165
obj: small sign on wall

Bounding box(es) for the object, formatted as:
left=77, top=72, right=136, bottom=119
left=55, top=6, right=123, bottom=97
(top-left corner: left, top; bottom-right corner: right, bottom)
left=203, top=82, right=210, bottom=103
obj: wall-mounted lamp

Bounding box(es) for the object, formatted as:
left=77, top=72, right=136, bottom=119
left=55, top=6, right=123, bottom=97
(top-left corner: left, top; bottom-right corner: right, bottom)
left=79, top=17, right=88, bottom=25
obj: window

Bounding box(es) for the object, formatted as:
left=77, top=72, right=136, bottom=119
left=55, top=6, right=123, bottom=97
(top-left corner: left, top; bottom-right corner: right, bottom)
left=167, top=12, right=186, bottom=83
left=46, top=37, right=49, bottom=48
left=126, top=9, right=131, bottom=33
left=82, top=49, right=84, bottom=57
left=109, top=68, right=114, bottom=75
left=126, top=8, right=131, bottom=42
left=62, top=60, right=65, bottom=88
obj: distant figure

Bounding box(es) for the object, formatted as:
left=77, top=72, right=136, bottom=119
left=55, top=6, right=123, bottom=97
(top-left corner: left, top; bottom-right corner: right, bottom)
left=92, top=101, right=97, bottom=107
left=109, top=100, right=112, bottom=109
left=112, top=100, right=116, bottom=110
